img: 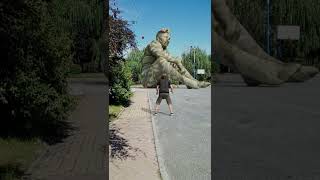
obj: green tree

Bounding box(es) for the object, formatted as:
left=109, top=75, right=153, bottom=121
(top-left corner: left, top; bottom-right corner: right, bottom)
left=51, top=0, right=104, bottom=73
left=182, top=47, right=211, bottom=81
left=108, top=0, right=136, bottom=105
left=0, top=0, right=75, bottom=142
left=126, top=49, right=144, bottom=84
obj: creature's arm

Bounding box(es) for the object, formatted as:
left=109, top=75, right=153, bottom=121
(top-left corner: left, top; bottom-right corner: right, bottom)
left=149, top=41, right=181, bottom=64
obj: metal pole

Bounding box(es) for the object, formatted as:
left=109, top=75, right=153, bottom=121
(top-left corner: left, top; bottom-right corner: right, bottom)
left=266, top=0, right=271, bottom=55
left=190, top=46, right=193, bottom=78
left=193, top=48, right=196, bottom=79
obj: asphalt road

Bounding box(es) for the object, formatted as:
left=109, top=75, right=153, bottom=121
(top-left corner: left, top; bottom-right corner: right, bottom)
left=213, top=74, right=320, bottom=179
left=149, top=86, right=211, bottom=180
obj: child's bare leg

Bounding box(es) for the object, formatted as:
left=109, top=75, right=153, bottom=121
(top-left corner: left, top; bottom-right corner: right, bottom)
left=155, top=104, right=160, bottom=113
left=168, top=104, right=173, bottom=114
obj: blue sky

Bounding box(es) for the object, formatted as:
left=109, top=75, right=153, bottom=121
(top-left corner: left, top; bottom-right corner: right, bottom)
left=116, top=0, right=211, bottom=57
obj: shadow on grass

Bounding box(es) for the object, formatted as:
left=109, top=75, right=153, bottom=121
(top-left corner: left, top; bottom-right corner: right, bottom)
left=110, top=100, right=132, bottom=109
left=0, top=163, right=25, bottom=180
left=40, top=120, right=76, bottom=145
left=68, top=79, right=107, bottom=86
left=109, top=126, right=143, bottom=161
left=0, top=119, right=76, bottom=146
left=0, top=95, right=79, bottom=146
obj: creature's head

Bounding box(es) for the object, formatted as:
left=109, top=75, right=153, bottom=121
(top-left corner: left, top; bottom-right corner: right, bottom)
left=156, top=28, right=171, bottom=49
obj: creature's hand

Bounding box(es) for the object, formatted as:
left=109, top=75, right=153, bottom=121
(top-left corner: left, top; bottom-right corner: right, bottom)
left=175, top=58, right=184, bottom=69
left=175, top=58, right=182, bottom=64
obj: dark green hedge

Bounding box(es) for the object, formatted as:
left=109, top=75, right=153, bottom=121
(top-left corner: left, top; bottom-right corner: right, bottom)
left=0, top=0, right=75, bottom=143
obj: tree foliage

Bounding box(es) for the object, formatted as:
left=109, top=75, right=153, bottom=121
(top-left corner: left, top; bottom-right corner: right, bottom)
left=125, top=49, right=144, bottom=83
left=0, top=0, right=75, bottom=142
left=227, top=0, right=320, bottom=66
left=50, top=0, right=105, bottom=72
left=182, top=47, right=212, bottom=81
left=109, top=0, right=136, bottom=58
left=108, top=0, right=136, bottom=105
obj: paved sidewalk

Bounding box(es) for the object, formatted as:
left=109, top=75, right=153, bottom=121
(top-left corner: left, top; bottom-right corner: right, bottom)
left=25, top=78, right=107, bottom=180
left=109, top=88, right=161, bottom=180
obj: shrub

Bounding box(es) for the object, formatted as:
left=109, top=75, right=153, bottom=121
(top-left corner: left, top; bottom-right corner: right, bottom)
left=109, top=60, right=133, bottom=106
left=0, top=0, right=75, bottom=142
left=108, top=1, right=136, bottom=106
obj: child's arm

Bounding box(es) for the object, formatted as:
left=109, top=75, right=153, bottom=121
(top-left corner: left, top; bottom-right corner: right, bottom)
left=170, top=84, right=174, bottom=93
left=156, top=85, right=159, bottom=95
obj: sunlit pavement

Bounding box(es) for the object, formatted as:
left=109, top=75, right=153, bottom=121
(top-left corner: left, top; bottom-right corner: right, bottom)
left=149, top=86, right=211, bottom=180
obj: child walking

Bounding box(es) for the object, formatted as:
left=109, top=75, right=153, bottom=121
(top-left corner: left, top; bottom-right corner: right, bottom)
left=154, top=74, right=174, bottom=116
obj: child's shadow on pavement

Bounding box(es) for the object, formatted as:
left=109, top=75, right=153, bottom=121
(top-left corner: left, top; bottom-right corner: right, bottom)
left=141, top=107, right=152, bottom=114
left=141, top=107, right=170, bottom=116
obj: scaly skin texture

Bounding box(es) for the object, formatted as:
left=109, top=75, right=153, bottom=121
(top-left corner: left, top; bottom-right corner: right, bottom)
left=213, top=0, right=318, bottom=86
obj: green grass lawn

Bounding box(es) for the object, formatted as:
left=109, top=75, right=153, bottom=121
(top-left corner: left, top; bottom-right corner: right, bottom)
left=0, top=138, right=45, bottom=180
left=109, top=105, right=124, bottom=122
left=130, top=84, right=143, bottom=88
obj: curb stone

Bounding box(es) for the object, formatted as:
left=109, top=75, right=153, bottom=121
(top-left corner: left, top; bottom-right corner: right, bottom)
left=147, top=90, right=170, bottom=180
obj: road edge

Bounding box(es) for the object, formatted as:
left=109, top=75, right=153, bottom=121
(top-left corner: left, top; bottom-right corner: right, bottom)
left=147, top=90, right=170, bottom=180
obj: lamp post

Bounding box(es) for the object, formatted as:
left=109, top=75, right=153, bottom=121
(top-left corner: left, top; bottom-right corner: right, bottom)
left=190, top=46, right=196, bottom=79
left=193, top=47, right=196, bottom=79
left=266, top=0, right=271, bottom=55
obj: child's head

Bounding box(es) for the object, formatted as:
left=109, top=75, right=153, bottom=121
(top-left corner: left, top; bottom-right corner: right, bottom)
left=161, top=73, right=167, bottom=79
